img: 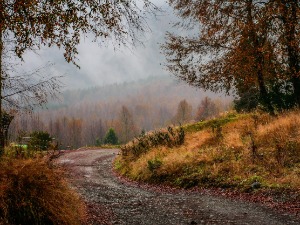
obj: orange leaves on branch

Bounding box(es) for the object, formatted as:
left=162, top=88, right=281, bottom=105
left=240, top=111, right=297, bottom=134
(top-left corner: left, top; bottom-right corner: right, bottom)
left=163, top=0, right=300, bottom=112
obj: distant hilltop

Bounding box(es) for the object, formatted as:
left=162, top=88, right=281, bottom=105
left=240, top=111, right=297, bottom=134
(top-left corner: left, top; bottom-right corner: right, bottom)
left=45, top=75, right=232, bottom=110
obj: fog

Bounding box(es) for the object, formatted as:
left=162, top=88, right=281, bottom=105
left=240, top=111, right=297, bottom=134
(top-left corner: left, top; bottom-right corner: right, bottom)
left=18, top=1, right=181, bottom=89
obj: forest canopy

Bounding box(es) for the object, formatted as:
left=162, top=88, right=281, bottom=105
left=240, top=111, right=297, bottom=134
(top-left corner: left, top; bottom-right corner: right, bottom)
left=163, top=0, right=300, bottom=114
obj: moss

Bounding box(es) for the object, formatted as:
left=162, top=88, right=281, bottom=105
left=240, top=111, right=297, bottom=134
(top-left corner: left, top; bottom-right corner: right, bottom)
left=183, top=113, right=249, bottom=133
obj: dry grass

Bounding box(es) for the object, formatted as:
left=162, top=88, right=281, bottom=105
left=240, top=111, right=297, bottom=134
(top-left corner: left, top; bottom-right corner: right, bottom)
left=116, top=110, right=300, bottom=191
left=0, top=157, right=85, bottom=225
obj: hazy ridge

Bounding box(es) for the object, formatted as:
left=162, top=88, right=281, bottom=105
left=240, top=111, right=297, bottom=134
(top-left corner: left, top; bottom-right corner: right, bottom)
left=9, top=75, right=232, bottom=148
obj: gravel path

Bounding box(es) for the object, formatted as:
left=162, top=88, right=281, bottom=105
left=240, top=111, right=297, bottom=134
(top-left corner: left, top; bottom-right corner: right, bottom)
left=57, top=149, right=299, bottom=225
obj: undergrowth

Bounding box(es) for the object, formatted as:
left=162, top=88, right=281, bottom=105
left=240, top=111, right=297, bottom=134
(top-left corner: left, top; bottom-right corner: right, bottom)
left=0, top=157, right=85, bottom=225
left=4, top=145, right=49, bottom=159
left=121, top=126, right=184, bottom=159
left=115, top=110, right=300, bottom=199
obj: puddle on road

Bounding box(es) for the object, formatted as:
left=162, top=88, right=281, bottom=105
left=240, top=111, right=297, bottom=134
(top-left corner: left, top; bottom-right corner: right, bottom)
left=59, top=159, right=74, bottom=164
left=84, top=167, right=93, bottom=178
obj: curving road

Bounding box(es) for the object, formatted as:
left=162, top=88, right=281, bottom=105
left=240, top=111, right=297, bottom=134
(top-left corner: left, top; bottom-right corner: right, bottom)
left=57, top=149, right=299, bottom=225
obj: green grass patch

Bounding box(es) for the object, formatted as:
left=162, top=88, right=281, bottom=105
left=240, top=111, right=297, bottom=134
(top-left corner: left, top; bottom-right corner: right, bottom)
left=183, top=112, right=249, bottom=133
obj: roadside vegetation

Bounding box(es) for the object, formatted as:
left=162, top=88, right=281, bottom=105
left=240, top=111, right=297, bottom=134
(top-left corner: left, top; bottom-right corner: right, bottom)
left=115, top=111, right=300, bottom=199
left=0, top=142, right=86, bottom=224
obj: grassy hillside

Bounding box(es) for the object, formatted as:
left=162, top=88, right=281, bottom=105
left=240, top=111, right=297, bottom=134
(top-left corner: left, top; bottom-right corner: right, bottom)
left=115, top=111, right=300, bottom=195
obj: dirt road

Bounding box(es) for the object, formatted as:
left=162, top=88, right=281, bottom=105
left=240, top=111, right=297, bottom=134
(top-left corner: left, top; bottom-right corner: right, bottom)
left=57, top=149, right=299, bottom=225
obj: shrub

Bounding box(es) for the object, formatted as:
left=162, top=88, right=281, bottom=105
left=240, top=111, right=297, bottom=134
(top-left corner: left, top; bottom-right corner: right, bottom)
left=0, top=158, right=85, bottom=225
left=147, top=158, right=162, bottom=172
left=28, top=131, right=52, bottom=151
left=121, top=126, right=185, bottom=158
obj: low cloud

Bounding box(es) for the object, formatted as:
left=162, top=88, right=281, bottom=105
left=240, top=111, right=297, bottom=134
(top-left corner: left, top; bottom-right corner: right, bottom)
left=18, top=1, right=178, bottom=90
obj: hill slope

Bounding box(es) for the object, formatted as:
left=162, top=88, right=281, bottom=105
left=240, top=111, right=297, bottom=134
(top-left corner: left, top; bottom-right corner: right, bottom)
left=116, top=111, right=300, bottom=212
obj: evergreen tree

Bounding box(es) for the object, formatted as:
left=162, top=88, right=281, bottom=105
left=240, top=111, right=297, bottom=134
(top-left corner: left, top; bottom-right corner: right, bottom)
left=103, top=128, right=118, bottom=145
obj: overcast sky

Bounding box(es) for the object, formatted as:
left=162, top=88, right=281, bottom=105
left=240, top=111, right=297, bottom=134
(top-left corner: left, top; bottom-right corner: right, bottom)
left=18, top=1, right=181, bottom=90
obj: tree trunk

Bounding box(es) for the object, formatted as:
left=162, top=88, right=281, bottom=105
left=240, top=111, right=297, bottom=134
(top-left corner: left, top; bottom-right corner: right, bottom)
left=292, top=76, right=300, bottom=106
left=246, top=0, right=275, bottom=114
left=257, top=68, right=275, bottom=114
left=0, top=29, right=4, bottom=155
left=282, top=0, right=300, bottom=106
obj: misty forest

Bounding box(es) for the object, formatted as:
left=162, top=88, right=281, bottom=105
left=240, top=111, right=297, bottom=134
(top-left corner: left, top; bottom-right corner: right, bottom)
left=8, top=76, right=232, bottom=149
left=0, top=1, right=300, bottom=225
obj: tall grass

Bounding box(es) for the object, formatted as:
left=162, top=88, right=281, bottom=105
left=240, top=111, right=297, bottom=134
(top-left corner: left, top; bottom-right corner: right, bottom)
left=115, top=110, right=300, bottom=192
left=0, top=157, right=85, bottom=225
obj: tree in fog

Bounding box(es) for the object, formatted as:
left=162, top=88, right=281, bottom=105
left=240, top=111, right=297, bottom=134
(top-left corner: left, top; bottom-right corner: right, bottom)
left=84, top=118, right=105, bottom=146
left=117, top=106, right=136, bottom=143
left=68, top=118, right=82, bottom=149
left=173, top=99, right=192, bottom=124
left=196, top=97, right=219, bottom=121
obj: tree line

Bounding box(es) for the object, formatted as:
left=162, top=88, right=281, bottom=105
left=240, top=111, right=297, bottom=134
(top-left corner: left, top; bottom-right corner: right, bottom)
left=8, top=95, right=230, bottom=149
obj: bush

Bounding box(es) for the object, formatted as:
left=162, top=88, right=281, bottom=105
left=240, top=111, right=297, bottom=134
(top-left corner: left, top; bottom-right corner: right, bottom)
left=95, top=138, right=102, bottom=146
left=148, top=158, right=162, bottom=172
left=0, top=158, right=85, bottom=225
left=121, top=126, right=185, bottom=158
left=28, top=131, right=52, bottom=151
